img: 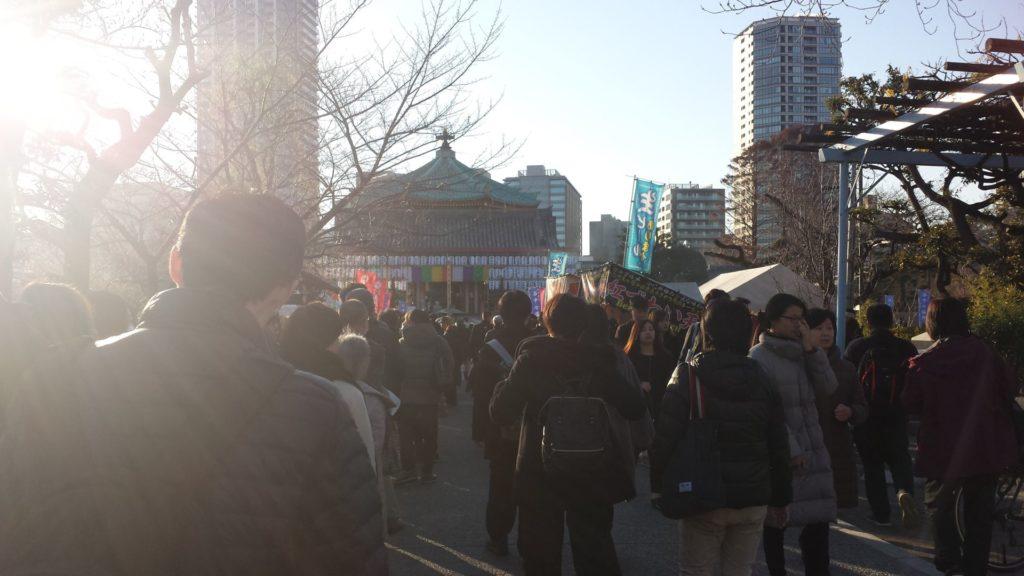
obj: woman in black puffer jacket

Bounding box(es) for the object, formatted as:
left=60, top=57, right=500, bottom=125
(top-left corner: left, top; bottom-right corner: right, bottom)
left=651, top=299, right=793, bottom=576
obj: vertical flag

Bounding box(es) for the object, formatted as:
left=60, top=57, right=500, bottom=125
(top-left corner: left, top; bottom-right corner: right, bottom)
left=547, top=251, right=568, bottom=277
left=917, top=289, right=931, bottom=327
left=623, top=178, right=665, bottom=274
left=528, top=286, right=545, bottom=317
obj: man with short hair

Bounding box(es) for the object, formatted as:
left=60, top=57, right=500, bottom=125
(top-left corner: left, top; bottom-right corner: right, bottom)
left=844, top=303, right=921, bottom=529
left=0, top=195, right=385, bottom=575
left=614, top=294, right=650, bottom=346
left=468, top=290, right=534, bottom=557
left=346, top=287, right=403, bottom=393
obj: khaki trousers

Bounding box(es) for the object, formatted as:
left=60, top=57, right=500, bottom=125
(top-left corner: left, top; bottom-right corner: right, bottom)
left=679, top=505, right=768, bottom=576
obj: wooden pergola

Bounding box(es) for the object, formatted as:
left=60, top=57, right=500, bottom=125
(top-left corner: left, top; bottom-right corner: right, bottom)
left=797, top=38, right=1024, bottom=347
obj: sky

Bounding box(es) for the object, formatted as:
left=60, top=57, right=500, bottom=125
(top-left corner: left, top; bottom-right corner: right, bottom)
left=1, top=0, right=1018, bottom=250
left=349, top=0, right=1019, bottom=249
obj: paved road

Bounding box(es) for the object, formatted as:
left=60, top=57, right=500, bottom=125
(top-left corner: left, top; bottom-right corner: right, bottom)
left=387, top=390, right=941, bottom=575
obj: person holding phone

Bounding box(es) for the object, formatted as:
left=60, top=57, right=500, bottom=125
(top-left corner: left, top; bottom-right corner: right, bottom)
left=750, top=293, right=839, bottom=576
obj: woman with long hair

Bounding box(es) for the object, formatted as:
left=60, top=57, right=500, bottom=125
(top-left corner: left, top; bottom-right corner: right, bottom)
left=624, top=318, right=676, bottom=424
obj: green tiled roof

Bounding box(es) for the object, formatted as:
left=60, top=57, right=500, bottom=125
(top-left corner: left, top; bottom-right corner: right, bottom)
left=351, top=144, right=538, bottom=208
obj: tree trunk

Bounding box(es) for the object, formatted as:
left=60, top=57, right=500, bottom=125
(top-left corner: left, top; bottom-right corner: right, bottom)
left=0, top=120, right=25, bottom=299
left=64, top=166, right=118, bottom=290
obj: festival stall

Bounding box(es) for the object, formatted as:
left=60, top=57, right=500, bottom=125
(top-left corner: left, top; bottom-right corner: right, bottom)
left=546, top=262, right=703, bottom=337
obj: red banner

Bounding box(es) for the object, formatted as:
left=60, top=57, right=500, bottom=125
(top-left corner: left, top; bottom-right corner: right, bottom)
left=355, top=269, right=391, bottom=314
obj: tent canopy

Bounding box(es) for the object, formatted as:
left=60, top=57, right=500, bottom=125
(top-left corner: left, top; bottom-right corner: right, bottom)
left=700, top=264, right=825, bottom=312
left=663, top=282, right=703, bottom=303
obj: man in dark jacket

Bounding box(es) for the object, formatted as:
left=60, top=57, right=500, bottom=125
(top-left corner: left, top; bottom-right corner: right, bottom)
left=844, top=303, right=920, bottom=528
left=469, top=312, right=493, bottom=361
left=491, top=294, right=647, bottom=576
left=395, top=309, right=454, bottom=485
left=0, top=195, right=385, bottom=575
left=345, top=287, right=403, bottom=392
left=468, top=290, right=534, bottom=557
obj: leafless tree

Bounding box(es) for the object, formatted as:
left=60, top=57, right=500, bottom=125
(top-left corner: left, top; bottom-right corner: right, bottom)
left=713, top=127, right=847, bottom=303
left=308, top=0, right=518, bottom=255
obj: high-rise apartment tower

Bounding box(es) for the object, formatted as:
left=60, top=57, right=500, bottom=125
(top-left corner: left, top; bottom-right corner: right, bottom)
left=733, top=15, right=841, bottom=154
left=197, top=0, right=319, bottom=213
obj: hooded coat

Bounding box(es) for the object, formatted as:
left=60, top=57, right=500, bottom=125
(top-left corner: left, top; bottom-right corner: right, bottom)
left=397, top=323, right=454, bottom=406
left=904, top=335, right=1017, bottom=481
left=750, top=333, right=839, bottom=526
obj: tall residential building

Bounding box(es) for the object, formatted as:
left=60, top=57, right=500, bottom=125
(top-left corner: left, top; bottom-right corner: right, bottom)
left=588, top=214, right=627, bottom=263
left=732, top=15, right=841, bottom=250
left=733, top=15, right=841, bottom=154
left=656, top=184, right=726, bottom=252
left=196, top=0, right=319, bottom=214
left=504, top=165, right=583, bottom=254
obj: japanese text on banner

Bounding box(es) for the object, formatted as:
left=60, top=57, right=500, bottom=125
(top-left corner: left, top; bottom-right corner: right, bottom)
left=623, top=179, right=664, bottom=274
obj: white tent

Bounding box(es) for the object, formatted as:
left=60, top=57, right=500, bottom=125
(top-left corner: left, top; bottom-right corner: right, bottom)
left=700, top=264, right=825, bottom=311
left=663, top=282, right=703, bottom=303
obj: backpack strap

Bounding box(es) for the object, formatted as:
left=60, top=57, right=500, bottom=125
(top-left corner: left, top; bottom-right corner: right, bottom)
left=486, top=339, right=515, bottom=368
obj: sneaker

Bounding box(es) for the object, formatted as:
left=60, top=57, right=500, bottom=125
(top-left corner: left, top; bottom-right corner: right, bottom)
left=871, top=516, right=892, bottom=527
left=486, top=538, right=509, bottom=557
left=898, top=490, right=922, bottom=529
left=419, top=473, right=438, bottom=484
left=392, top=471, right=418, bottom=486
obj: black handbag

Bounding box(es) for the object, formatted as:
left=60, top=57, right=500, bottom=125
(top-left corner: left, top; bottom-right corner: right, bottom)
left=658, top=364, right=724, bottom=519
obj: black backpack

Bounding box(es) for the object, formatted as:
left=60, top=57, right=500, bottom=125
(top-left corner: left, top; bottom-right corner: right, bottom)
left=538, top=371, right=622, bottom=503
left=857, top=345, right=907, bottom=412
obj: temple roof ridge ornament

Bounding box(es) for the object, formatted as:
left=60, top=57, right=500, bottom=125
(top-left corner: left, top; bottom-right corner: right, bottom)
left=352, top=130, right=538, bottom=208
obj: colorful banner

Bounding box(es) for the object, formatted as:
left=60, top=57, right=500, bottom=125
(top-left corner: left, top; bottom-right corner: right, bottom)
left=409, top=265, right=489, bottom=283
left=623, top=179, right=665, bottom=274
left=547, top=252, right=568, bottom=277
left=546, top=263, right=703, bottom=337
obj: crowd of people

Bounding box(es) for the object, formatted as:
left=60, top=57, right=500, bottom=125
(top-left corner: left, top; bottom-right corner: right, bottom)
left=0, top=193, right=1019, bottom=576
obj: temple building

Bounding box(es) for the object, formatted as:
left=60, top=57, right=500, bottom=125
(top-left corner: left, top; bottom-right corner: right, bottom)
left=327, top=136, right=558, bottom=314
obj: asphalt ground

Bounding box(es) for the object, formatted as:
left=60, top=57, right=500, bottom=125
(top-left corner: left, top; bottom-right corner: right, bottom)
left=386, top=388, right=944, bottom=575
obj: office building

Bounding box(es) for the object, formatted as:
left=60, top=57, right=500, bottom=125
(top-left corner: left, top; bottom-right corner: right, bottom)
left=588, top=214, right=627, bottom=264
left=656, top=184, right=726, bottom=252
left=504, top=165, right=583, bottom=254
left=196, top=0, right=319, bottom=213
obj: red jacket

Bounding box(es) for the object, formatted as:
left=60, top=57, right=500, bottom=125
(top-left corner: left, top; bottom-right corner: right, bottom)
left=903, top=335, right=1017, bottom=481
